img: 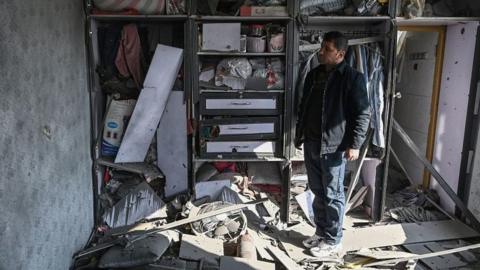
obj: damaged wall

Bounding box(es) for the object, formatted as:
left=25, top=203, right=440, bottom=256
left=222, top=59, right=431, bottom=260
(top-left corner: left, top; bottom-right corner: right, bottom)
left=432, top=22, right=479, bottom=214
left=0, top=1, right=93, bottom=269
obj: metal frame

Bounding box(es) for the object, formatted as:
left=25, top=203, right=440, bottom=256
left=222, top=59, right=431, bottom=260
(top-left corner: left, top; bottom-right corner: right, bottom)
left=84, top=0, right=480, bottom=227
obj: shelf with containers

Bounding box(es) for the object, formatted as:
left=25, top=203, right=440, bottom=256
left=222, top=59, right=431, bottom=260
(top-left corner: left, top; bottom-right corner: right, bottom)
left=188, top=0, right=295, bottom=222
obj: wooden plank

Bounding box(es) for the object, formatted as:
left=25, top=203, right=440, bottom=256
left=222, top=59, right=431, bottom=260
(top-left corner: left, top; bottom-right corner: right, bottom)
left=393, top=120, right=480, bottom=229
left=266, top=245, right=304, bottom=270
left=365, top=243, right=480, bottom=267
left=404, top=243, right=450, bottom=269
left=274, top=220, right=478, bottom=263
left=343, top=220, right=479, bottom=252
left=246, top=228, right=274, bottom=261
left=425, top=242, right=466, bottom=268
left=355, top=249, right=416, bottom=260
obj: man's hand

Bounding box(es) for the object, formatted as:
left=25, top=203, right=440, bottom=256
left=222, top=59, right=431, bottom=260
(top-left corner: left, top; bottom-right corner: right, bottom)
left=346, top=148, right=359, bottom=161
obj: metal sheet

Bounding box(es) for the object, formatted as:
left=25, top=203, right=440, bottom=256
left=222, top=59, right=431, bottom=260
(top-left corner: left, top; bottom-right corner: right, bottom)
left=102, top=182, right=166, bottom=228
left=115, top=44, right=183, bottom=163
left=157, top=91, right=188, bottom=197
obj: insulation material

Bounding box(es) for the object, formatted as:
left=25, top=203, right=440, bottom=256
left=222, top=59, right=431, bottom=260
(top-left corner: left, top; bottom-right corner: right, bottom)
left=157, top=91, right=188, bottom=197
left=102, top=182, right=166, bottom=228
left=115, top=44, right=183, bottom=163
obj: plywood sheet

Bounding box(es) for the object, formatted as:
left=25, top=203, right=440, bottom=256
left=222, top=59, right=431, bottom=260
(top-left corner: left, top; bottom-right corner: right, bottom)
left=115, top=45, right=183, bottom=163
left=277, top=220, right=478, bottom=262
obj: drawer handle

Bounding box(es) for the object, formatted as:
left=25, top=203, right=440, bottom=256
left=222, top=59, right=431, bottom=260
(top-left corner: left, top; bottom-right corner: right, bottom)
left=230, top=101, right=252, bottom=106
left=230, top=145, right=249, bottom=149
left=227, top=126, right=249, bottom=130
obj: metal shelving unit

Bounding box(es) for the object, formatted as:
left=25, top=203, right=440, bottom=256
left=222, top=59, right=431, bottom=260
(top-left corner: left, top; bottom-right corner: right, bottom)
left=84, top=0, right=480, bottom=225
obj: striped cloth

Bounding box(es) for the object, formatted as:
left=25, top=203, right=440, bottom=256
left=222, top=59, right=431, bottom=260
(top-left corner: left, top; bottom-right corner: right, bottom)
left=94, top=0, right=165, bottom=14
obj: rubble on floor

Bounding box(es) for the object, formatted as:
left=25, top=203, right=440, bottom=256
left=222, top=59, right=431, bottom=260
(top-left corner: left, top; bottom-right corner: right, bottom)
left=73, top=155, right=480, bottom=270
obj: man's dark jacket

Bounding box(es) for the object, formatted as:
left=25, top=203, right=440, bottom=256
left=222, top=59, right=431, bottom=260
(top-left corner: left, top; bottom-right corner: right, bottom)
left=295, top=60, right=370, bottom=154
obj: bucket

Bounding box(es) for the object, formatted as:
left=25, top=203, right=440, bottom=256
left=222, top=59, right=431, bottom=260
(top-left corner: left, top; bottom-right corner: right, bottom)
left=246, top=36, right=266, bottom=53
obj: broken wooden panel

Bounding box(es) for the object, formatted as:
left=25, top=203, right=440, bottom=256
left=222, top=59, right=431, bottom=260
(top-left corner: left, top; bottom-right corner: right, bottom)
left=102, top=182, right=166, bottom=228
left=344, top=220, right=479, bottom=251
left=179, top=234, right=224, bottom=263
left=219, top=256, right=275, bottom=270
left=277, top=220, right=479, bottom=262
left=404, top=242, right=468, bottom=269
left=115, top=44, right=183, bottom=163
left=157, top=91, right=188, bottom=197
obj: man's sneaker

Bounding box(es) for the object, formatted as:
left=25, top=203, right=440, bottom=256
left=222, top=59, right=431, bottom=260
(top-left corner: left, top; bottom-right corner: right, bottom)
left=309, top=241, right=342, bottom=258
left=302, top=234, right=323, bottom=248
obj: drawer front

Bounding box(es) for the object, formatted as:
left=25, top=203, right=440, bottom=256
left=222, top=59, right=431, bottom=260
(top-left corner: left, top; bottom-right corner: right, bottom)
left=200, top=141, right=279, bottom=158
left=200, top=117, right=280, bottom=140
left=200, top=93, right=282, bottom=115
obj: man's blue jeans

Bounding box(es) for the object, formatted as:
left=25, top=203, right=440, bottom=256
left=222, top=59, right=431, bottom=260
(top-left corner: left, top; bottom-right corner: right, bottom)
left=304, top=140, right=346, bottom=245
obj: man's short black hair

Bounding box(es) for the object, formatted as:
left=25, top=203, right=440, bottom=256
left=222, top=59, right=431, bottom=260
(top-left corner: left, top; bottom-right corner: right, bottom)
left=323, top=31, right=348, bottom=52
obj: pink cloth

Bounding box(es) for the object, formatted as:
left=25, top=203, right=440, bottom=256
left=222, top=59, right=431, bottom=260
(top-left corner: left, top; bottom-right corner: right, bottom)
left=115, top=24, right=145, bottom=89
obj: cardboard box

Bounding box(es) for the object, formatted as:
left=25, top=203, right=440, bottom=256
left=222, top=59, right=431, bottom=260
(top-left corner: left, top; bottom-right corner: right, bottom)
left=202, top=23, right=241, bottom=52
left=240, top=6, right=288, bottom=17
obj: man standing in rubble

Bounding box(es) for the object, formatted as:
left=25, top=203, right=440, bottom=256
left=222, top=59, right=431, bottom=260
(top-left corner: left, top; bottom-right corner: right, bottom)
left=295, top=31, right=370, bottom=257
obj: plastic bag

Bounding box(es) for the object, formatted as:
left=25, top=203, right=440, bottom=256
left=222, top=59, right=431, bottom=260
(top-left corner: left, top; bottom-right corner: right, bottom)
left=215, top=58, right=253, bottom=89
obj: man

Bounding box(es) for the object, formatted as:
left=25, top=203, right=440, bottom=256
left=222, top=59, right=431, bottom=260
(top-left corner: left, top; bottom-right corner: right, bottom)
left=295, top=31, right=370, bottom=257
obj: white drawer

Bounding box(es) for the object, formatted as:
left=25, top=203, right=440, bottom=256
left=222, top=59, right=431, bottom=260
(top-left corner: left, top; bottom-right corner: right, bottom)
left=206, top=141, right=275, bottom=153
left=205, top=99, right=277, bottom=110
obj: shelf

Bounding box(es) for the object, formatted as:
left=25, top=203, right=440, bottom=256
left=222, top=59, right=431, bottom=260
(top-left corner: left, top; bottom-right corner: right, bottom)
left=191, top=15, right=291, bottom=22
left=198, top=51, right=286, bottom=56
left=200, top=89, right=285, bottom=93
left=89, top=14, right=188, bottom=21
left=395, top=17, right=480, bottom=26
left=194, top=157, right=287, bottom=162
left=302, top=16, right=391, bottom=25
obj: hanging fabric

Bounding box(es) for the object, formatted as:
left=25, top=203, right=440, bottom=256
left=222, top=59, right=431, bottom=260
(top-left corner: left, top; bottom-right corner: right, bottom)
left=115, top=24, right=147, bottom=90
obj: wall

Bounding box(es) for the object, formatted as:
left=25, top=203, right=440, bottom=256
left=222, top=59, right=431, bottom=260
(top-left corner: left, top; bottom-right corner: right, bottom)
left=392, top=31, right=439, bottom=187
left=432, top=22, right=479, bottom=214
left=468, top=117, right=480, bottom=220
left=0, top=1, right=93, bottom=269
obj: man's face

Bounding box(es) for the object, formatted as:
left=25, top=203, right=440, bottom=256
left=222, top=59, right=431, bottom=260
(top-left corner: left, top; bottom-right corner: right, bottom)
left=318, top=40, right=345, bottom=65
